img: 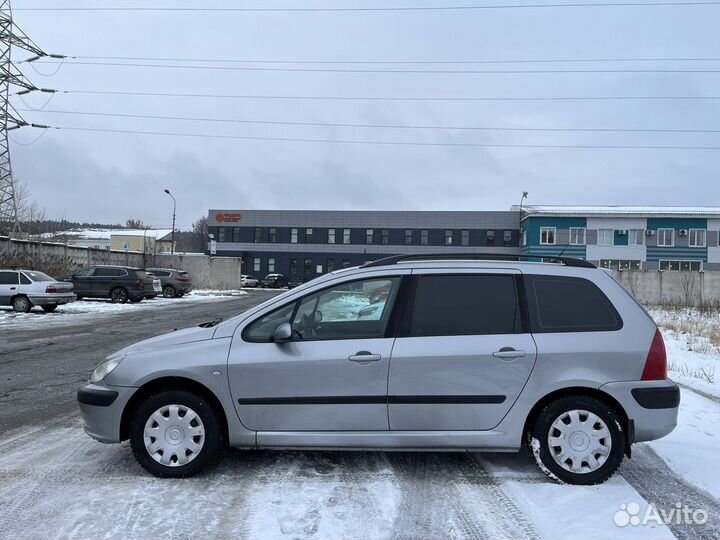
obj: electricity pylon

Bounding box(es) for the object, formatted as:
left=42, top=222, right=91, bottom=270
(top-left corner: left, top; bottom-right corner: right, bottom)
left=0, top=0, right=45, bottom=233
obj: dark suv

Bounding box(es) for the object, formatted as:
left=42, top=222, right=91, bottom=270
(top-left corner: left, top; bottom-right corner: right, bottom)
left=67, top=266, right=154, bottom=303
left=261, top=273, right=288, bottom=288
left=145, top=268, right=192, bottom=298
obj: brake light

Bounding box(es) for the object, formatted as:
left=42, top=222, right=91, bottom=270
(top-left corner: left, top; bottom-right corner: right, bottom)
left=641, top=328, right=667, bottom=380
left=45, top=285, right=57, bottom=293
left=176, top=277, right=191, bottom=282
left=135, top=279, right=144, bottom=288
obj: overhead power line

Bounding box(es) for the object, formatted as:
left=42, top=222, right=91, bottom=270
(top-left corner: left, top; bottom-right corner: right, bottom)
left=31, top=124, right=720, bottom=150
left=51, top=89, right=720, bottom=101
left=13, top=2, right=720, bottom=11
left=30, top=60, right=720, bottom=74
left=19, top=108, right=720, bottom=134
left=58, top=55, right=720, bottom=65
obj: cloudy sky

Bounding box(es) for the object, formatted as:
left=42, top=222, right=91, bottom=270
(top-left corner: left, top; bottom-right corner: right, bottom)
left=9, top=1, right=720, bottom=229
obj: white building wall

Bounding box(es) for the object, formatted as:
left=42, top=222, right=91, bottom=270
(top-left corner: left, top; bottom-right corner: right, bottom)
left=585, top=217, right=647, bottom=262
left=707, top=219, right=720, bottom=263
left=586, top=217, right=647, bottom=232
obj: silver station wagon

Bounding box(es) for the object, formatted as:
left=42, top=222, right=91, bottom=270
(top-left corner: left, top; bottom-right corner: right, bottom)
left=78, top=255, right=679, bottom=485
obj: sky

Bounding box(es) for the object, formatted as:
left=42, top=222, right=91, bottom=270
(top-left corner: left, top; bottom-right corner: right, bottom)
left=8, top=1, right=720, bottom=229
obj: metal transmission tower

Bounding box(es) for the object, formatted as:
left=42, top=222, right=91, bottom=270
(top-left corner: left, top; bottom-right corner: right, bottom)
left=0, top=0, right=45, bottom=233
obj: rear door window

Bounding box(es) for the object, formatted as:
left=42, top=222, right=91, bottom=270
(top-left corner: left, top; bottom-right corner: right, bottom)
left=409, top=274, right=519, bottom=337
left=525, top=275, right=622, bottom=333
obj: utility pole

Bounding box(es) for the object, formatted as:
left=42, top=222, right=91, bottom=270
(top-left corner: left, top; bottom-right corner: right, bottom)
left=164, top=189, right=176, bottom=254
left=0, top=1, right=46, bottom=234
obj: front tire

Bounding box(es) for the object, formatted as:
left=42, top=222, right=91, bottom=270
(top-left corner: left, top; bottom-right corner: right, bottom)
left=41, top=304, right=58, bottom=313
left=129, top=390, right=222, bottom=478
left=528, top=395, right=625, bottom=485
left=163, top=285, right=177, bottom=298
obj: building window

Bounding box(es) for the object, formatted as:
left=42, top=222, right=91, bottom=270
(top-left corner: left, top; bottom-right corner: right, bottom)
left=328, top=229, right=336, bottom=244
left=253, top=257, right=261, bottom=272
left=304, top=258, right=313, bottom=273
left=381, top=229, right=389, bottom=245
left=657, top=228, right=674, bottom=247
left=268, top=227, right=277, bottom=243
left=689, top=229, right=706, bottom=248
left=232, top=227, right=240, bottom=243
left=461, top=230, right=469, bottom=246
left=600, top=259, right=642, bottom=271
left=540, top=227, right=555, bottom=245
left=218, top=227, right=226, bottom=242
left=445, top=230, right=453, bottom=246
left=420, top=230, right=429, bottom=245
left=503, top=230, right=512, bottom=245
left=486, top=230, right=495, bottom=245
left=254, top=227, right=263, bottom=243
left=268, top=258, right=276, bottom=273
left=291, top=228, right=298, bottom=243
left=628, top=230, right=644, bottom=246
left=305, top=228, right=314, bottom=243
left=597, top=229, right=613, bottom=246
left=343, top=229, right=351, bottom=244
left=659, top=260, right=702, bottom=271
left=289, top=258, right=297, bottom=274
left=405, top=229, right=413, bottom=245
left=342, top=259, right=351, bottom=268
left=366, top=229, right=374, bottom=244
left=327, top=258, right=335, bottom=272
left=521, top=230, right=527, bottom=247
left=569, top=227, right=586, bottom=245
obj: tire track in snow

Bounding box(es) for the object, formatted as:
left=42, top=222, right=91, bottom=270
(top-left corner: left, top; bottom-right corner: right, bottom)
left=621, top=444, right=720, bottom=540
left=387, top=452, right=541, bottom=540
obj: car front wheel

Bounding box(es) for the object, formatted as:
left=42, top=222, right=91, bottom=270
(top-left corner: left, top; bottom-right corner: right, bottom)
left=528, top=395, right=625, bottom=485
left=129, top=390, right=222, bottom=478
left=163, top=285, right=177, bottom=298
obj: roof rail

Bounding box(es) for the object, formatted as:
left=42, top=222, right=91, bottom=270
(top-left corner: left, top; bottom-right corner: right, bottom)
left=360, top=253, right=596, bottom=269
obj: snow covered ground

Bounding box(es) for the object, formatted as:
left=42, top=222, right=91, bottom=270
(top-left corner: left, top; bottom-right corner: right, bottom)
left=0, top=290, right=248, bottom=329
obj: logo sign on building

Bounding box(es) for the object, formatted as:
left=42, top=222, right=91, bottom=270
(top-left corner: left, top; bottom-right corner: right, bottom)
left=215, top=212, right=241, bottom=223
left=210, top=240, right=217, bottom=255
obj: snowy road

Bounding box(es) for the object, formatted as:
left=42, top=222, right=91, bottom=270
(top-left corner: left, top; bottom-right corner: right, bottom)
left=0, top=299, right=718, bottom=539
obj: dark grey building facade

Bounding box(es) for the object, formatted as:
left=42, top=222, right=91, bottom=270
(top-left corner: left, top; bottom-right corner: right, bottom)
left=208, top=209, right=521, bottom=278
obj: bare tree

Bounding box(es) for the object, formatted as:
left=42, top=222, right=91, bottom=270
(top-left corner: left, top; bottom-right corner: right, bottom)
left=679, top=272, right=698, bottom=307
left=191, top=216, right=208, bottom=252
left=125, top=218, right=147, bottom=229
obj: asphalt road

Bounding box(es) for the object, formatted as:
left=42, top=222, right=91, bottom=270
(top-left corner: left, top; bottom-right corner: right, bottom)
left=0, top=292, right=276, bottom=434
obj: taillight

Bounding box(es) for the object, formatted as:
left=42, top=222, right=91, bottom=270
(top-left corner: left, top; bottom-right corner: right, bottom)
left=176, top=277, right=191, bottom=282
left=45, top=285, right=57, bottom=293
left=641, top=328, right=667, bottom=380
left=135, top=279, right=144, bottom=288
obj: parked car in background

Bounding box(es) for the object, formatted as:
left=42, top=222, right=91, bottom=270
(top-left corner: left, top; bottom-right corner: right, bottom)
left=261, top=273, right=288, bottom=289
left=146, top=268, right=192, bottom=298
left=144, top=272, right=163, bottom=300
left=0, top=269, right=76, bottom=313
left=240, top=275, right=260, bottom=288
left=287, top=275, right=313, bottom=289
left=65, top=266, right=154, bottom=304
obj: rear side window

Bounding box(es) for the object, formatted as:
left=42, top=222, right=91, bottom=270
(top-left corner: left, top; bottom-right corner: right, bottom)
left=409, top=274, right=519, bottom=337
left=526, top=275, right=622, bottom=333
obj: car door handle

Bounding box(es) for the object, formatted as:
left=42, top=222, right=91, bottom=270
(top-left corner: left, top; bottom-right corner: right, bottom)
left=492, top=347, right=526, bottom=359
left=348, top=351, right=382, bottom=363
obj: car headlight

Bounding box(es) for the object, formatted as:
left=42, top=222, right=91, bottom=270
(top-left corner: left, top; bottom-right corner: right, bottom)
left=89, top=355, right=125, bottom=383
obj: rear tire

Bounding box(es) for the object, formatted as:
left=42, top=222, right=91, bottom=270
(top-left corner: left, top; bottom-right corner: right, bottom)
left=528, top=395, right=625, bottom=485
left=130, top=297, right=143, bottom=303
left=12, top=296, right=32, bottom=313
left=41, top=304, right=58, bottom=313
left=129, top=390, right=222, bottom=478
left=110, top=287, right=129, bottom=304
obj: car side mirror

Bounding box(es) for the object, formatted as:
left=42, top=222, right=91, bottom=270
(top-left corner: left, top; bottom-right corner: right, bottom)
left=272, top=323, right=293, bottom=343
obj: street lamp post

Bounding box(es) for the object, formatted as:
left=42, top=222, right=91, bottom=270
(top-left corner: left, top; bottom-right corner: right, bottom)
left=519, top=191, right=528, bottom=247
left=164, top=189, right=176, bottom=254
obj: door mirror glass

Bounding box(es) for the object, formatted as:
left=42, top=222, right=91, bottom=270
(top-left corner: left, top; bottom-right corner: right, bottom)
left=272, top=323, right=293, bottom=343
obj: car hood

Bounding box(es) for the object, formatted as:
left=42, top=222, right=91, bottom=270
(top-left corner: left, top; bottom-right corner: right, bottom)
left=112, top=325, right=217, bottom=356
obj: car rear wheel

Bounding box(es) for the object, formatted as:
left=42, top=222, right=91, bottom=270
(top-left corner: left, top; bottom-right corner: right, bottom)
left=528, top=395, right=625, bottom=485
left=110, top=287, right=129, bottom=304
left=12, top=296, right=32, bottom=313
left=130, top=297, right=143, bottom=303
left=41, top=304, right=58, bottom=313
left=163, top=285, right=177, bottom=298
left=129, top=390, right=222, bottom=478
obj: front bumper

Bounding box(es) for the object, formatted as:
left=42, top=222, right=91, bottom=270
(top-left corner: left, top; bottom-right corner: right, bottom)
left=599, top=379, right=680, bottom=443
left=77, top=383, right=137, bottom=443
left=28, top=293, right=76, bottom=306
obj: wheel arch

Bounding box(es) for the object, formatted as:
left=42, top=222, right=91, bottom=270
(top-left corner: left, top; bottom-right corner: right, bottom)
left=522, top=386, right=632, bottom=457
left=120, top=376, right=229, bottom=443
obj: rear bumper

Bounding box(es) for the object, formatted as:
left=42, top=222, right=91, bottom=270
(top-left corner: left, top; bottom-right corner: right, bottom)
left=77, top=383, right=137, bottom=443
left=27, top=293, right=76, bottom=306
left=599, top=379, right=680, bottom=443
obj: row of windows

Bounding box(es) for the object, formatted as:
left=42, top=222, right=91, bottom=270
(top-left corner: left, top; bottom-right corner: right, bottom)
left=252, top=256, right=353, bottom=275
left=537, top=227, right=709, bottom=247
left=218, top=227, right=514, bottom=246
left=243, top=274, right=621, bottom=343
